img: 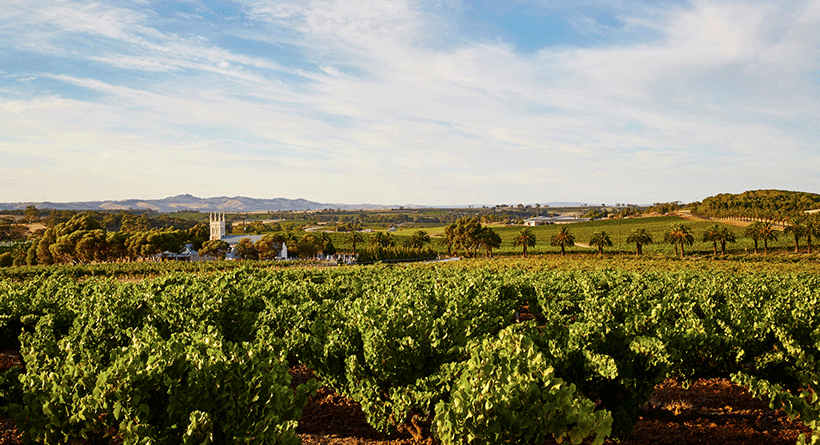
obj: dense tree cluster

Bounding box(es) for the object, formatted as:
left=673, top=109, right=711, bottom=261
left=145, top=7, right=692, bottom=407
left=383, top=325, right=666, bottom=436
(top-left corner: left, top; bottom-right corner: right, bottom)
left=440, top=217, right=502, bottom=258
left=6, top=214, right=209, bottom=266
left=696, top=190, right=820, bottom=221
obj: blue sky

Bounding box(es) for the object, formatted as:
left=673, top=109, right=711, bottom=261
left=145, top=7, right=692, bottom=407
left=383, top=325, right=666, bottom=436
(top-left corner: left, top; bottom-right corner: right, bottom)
left=1, top=0, right=819, bottom=206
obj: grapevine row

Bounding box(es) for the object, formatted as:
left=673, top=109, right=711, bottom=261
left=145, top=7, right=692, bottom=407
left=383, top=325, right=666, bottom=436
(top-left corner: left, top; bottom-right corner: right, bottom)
left=1, top=264, right=819, bottom=444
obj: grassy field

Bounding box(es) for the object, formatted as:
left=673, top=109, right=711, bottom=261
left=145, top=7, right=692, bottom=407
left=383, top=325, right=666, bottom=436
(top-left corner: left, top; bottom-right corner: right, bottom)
left=327, top=216, right=804, bottom=258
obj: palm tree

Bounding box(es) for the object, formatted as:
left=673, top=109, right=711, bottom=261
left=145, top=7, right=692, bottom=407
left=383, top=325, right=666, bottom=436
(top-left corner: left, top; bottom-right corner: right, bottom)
left=806, top=216, right=820, bottom=254
left=348, top=231, right=364, bottom=256
left=512, top=228, right=537, bottom=257
left=588, top=231, right=613, bottom=255
left=405, top=230, right=431, bottom=249
left=759, top=222, right=779, bottom=254
left=664, top=223, right=694, bottom=258
left=550, top=226, right=575, bottom=256
left=784, top=214, right=807, bottom=254
left=744, top=222, right=763, bottom=254
left=370, top=231, right=395, bottom=248
left=702, top=224, right=737, bottom=256
left=702, top=224, right=722, bottom=255
left=714, top=226, right=736, bottom=255
left=626, top=228, right=653, bottom=256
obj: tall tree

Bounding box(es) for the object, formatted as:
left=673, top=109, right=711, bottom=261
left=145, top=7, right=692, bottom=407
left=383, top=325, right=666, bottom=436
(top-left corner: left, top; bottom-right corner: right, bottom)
left=24, top=205, right=40, bottom=223
left=806, top=215, right=820, bottom=254
left=701, top=224, right=736, bottom=255
left=405, top=230, right=431, bottom=249
left=550, top=226, right=575, bottom=256
left=439, top=223, right=457, bottom=256
left=664, top=223, right=694, bottom=258
left=348, top=231, right=364, bottom=256
left=476, top=227, right=501, bottom=257
left=199, top=239, right=230, bottom=260
left=702, top=224, right=722, bottom=255
left=512, top=228, right=536, bottom=257
left=454, top=217, right=483, bottom=257
left=588, top=231, right=613, bottom=256
left=255, top=235, right=283, bottom=260
left=234, top=238, right=258, bottom=260
left=784, top=214, right=807, bottom=253
left=744, top=222, right=763, bottom=254
left=758, top=221, right=780, bottom=254
left=626, top=228, right=653, bottom=256
left=716, top=226, right=736, bottom=255
left=370, top=231, right=395, bottom=248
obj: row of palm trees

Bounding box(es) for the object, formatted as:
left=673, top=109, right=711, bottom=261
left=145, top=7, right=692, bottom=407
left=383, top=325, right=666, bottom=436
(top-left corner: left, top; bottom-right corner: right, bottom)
left=511, top=221, right=805, bottom=258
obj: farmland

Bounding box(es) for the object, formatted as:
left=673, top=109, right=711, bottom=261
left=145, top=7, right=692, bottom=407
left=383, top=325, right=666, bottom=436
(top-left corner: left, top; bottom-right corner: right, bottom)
left=2, top=257, right=820, bottom=444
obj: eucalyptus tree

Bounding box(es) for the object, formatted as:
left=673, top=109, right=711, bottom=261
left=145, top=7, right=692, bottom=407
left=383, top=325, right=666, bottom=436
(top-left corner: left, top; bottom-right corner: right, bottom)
left=234, top=238, right=258, bottom=260
left=626, top=228, right=653, bottom=256
left=550, top=226, right=575, bottom=256
left=199, top=239, right=230, bottom=260
left=439, top=223, right=457, bottom=256
left=513, top=228, right=537, bottom=257
left=454, top=217, right=483, bottom=257
left=476, top=227, right=502, bottom=257
left=588, top=231, right=613, bottom=256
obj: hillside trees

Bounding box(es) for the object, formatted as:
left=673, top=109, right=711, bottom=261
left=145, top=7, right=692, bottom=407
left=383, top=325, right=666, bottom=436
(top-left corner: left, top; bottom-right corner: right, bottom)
left=697, top=189, right=820, bottom=220
left=24, top=205, right=40, bottom=223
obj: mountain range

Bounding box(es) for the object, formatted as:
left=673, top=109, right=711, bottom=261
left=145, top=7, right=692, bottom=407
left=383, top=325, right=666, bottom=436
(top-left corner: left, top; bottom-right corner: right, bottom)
left=0, top=195, right=393, bottom=213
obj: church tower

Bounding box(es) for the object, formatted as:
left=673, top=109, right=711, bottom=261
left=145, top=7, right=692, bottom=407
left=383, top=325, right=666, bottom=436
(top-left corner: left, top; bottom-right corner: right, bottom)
left=209, top=212, right=225, bottom=241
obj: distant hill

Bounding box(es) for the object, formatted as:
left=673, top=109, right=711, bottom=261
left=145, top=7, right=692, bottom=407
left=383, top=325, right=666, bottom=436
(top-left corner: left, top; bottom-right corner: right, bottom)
left=697, top=189, right=820, bottom=219
left=0, top=195, right=393, bottom=213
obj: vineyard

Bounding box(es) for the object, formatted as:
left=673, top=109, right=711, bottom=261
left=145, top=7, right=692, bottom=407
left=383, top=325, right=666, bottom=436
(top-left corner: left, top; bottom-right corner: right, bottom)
left=2, top=259, right=820, bottom=444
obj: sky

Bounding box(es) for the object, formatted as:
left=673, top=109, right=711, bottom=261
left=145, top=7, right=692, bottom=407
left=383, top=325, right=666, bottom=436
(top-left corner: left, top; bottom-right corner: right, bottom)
left=1, top=0, right=819, bottom=207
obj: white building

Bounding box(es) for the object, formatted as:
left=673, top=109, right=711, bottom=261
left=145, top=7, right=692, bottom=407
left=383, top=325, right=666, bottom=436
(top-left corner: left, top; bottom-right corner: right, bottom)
left=208, top=213, right=287, bottom=260
left=209, top=212, right=226, bottom=240
left=524, top=216, right=591, bottom=226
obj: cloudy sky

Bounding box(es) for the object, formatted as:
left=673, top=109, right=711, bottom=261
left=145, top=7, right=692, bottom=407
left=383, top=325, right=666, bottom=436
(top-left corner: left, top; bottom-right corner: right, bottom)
left=1, top=0, right=819, bottom=206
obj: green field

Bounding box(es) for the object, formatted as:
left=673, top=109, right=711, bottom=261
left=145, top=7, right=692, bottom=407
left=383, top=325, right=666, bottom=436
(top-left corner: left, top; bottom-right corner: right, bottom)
left=327, top=216, right=802, bottom=258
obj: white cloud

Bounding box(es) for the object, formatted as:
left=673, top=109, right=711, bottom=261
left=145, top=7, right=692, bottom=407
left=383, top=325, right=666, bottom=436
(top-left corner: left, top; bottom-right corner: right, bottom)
left=1, top=0, right=818, bottom=204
